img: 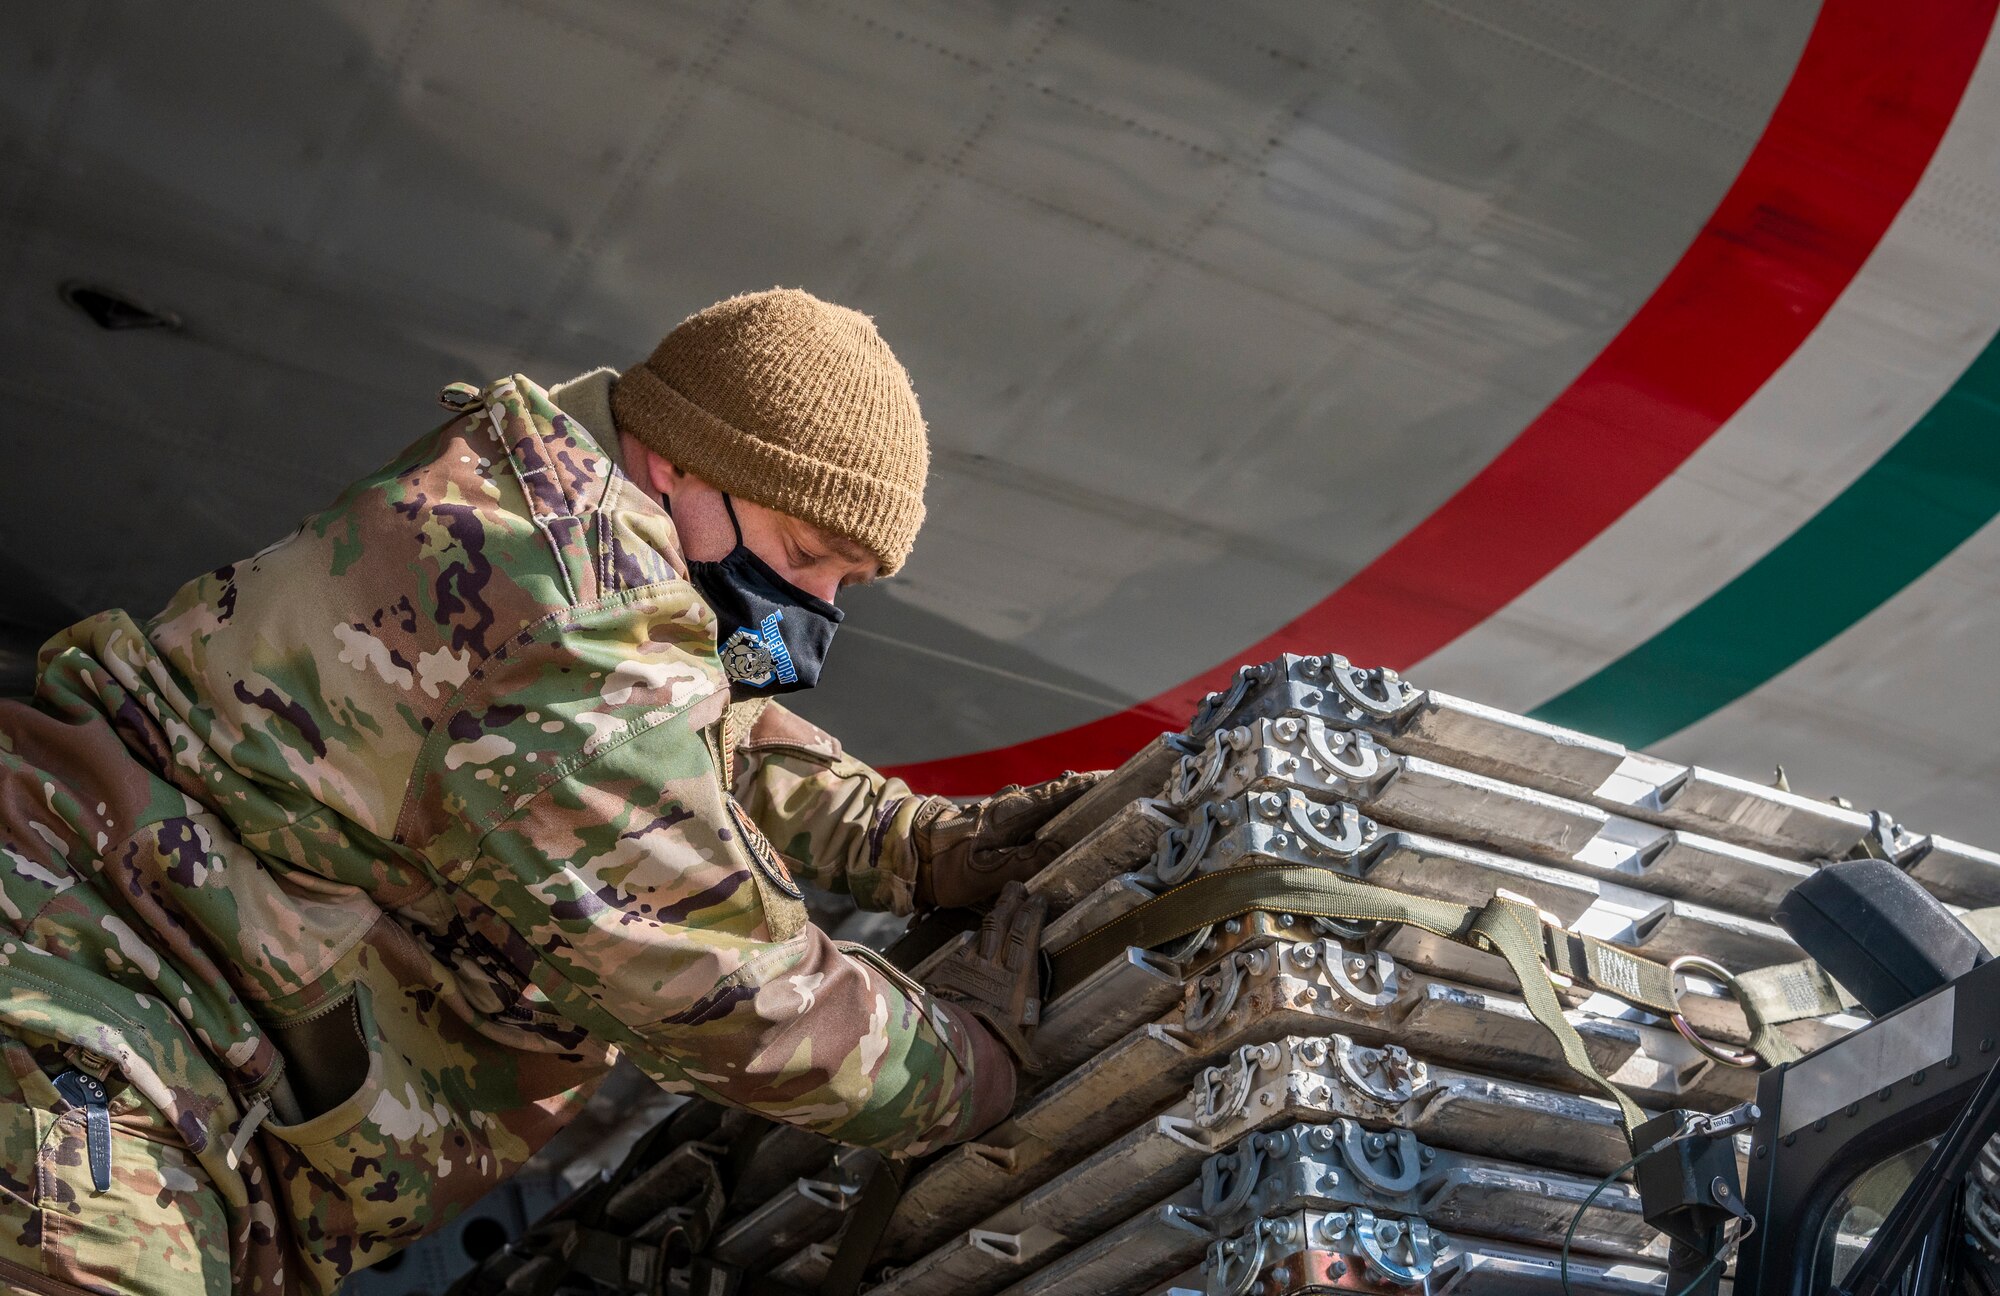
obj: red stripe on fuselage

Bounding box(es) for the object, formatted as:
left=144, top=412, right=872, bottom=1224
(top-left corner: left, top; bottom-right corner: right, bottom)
left=890, top=0, right=1999, bottom=794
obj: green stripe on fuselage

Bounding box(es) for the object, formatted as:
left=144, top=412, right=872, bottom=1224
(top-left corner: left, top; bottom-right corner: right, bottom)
left=1531, top=329, right=2000, bottom=746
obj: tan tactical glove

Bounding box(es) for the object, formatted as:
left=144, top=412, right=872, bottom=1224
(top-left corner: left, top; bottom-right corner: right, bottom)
left=927, top=882, right=1047, bottom=1066
left=912, top=770, right=1106, bottom=910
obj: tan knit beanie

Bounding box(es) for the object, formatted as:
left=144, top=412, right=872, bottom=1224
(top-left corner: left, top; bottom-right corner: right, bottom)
left=611, top=288, right=930, bottom=573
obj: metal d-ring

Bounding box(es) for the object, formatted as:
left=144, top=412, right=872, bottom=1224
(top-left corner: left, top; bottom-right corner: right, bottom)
left=1185, top=664, right=1264, bottom=746
left=1203, top=1222, right=1269, bottom=1296
left=1151, top=803, right=1222, bottom=886
left=1353, top=1209, right=1440, bottom=1286
left=1197, top=1139, right=1265, bottom=1222
left=1283, top=791, right=1368, bottom=859
left=1173, top=727, right=1248, bottom=807
left=1300, top=717, right=1387, bottom=789
left=1328, top=657, right=1418, bottom=720
left=1668, top=954, right=1762, bottom=1069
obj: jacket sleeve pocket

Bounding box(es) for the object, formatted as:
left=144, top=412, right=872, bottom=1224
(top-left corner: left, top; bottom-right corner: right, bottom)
left=729, top=797, right=809, bottom=942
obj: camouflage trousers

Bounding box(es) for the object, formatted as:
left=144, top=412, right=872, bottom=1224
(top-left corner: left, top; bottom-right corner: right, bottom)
left=0, top=1026, right=229, bottom=1296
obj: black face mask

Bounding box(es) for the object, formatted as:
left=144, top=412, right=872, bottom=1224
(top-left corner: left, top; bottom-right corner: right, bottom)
left=670, top=493, right=845, bottom=700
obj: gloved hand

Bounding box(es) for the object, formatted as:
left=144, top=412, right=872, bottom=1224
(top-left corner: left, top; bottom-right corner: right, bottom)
left=912, top=770, right=1106, bottom=910
left=927, top=882, right=1047, bottom=1066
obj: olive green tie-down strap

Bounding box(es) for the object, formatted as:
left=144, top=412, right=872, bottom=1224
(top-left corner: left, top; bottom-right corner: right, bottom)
left=1731, top=964, right=1843, bottom=1067
left=1733, top=904, right=2000, bottom=1070
left=1046, top=865, right=1714, bottom=1133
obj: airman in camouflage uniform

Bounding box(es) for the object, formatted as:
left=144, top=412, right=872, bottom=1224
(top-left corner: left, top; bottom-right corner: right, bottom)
left=0, top=290, right=1094, bottom=1294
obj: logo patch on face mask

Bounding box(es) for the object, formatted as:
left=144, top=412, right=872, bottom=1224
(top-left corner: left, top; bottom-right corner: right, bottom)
left=719, top=627, right=776, bottom=687
left=719, top=612, right=799, bottom=688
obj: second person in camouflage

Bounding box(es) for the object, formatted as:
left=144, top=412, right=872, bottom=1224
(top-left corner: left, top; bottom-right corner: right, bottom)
left=0, top=288, right=1098, bottom=1295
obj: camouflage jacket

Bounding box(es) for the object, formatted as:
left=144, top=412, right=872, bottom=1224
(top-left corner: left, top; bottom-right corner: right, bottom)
left=0, top=374, right=1003, bottom=1293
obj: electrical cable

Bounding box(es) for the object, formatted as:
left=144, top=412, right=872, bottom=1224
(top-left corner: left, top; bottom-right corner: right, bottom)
left=1561, top=1150, right=1644, bottom=1296
left=1560, top=1132, right=1750, bottom=1296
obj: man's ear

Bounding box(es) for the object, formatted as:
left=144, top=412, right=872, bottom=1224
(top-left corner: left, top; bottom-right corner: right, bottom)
left=650, top=456, right=685, bottom=498
left=622, top=432, right=685, bottom=498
